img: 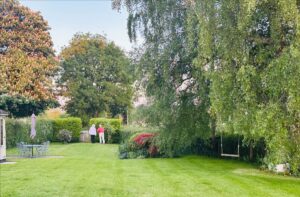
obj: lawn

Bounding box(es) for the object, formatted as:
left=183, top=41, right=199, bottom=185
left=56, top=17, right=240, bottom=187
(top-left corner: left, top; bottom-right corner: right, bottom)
left=1, top=144, right=299, bottom=197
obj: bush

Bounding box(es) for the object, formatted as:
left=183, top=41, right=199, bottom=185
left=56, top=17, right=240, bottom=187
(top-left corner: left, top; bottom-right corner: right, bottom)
left=119, top=132, right=158, bottom=159
left=53, top=117, right=82, bottom=142
left=6, top=117, right=82, bottom=146
left=119, top=125, right=159, bottom=144
left=132, top=133, right=156, bottom=146
left=89, top=118, right=122, bottom=143
left=57, top=129, right=72, bottom=143
left=89, top=118, right=122, bottom=131
left=263, top=130, right=300, bottom=176
left=34, top=118, right=53, bottom=143
left=6, top=118, right=53, bottom=148
left=6, top=118, right=30, bottom=148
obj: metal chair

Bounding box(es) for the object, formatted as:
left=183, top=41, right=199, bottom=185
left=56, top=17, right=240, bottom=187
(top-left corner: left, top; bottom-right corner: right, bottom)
left=36, top=141, right=50, bottom=157
left=17, top=142, right=31, bottom=157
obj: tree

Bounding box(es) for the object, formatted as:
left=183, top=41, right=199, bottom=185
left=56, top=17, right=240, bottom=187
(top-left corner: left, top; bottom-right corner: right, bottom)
left=0, top=0, right=57, bottom=100
left=117, top=0, right=300, bottom=172
left=113, top=0, right=211, bottom=156
left=59, top=33, right=133, bottom=125
left=190, top=0, right=300, bottom=172
left=0, top=0, right=58, bottom=117
left=0, top=94, right=58, bottom=118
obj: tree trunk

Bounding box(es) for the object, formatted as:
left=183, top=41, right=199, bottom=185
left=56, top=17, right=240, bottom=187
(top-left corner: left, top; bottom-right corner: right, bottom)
left=211, top=118, right=216, bottom=151
left=249, top=140, right=254, bottom=161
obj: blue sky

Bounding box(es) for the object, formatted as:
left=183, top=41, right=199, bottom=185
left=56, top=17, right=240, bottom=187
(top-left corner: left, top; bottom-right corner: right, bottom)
left=20, top=0, right=134, bottom=54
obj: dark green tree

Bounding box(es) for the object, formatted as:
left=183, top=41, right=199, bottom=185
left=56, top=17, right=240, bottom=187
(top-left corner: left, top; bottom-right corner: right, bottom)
left=59, top=33, right=133, bottom=125
left=0, top=95, right=58, bottom=118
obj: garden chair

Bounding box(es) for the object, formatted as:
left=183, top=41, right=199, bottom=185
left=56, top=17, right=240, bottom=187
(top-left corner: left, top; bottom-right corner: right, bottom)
left=17, top=142, right=31, bottom=157
left=36, top=141, right=50, bottom=157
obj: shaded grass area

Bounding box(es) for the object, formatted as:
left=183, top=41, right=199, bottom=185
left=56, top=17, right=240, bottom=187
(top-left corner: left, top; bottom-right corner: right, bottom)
left=1, top=143, right=299, bottom=197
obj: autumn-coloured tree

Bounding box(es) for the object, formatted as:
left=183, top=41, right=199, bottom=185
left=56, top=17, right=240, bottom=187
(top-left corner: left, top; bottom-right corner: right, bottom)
left=0, top=0, right=57, bottom=100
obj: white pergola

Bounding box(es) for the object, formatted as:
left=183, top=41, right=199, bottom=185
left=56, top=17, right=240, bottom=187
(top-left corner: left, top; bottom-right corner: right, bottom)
left=0, top=110, right=9, bottom=163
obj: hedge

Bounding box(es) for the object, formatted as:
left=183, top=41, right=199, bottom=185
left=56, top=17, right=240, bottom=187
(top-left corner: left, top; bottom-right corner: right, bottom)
left=6, top=118, right=53, bottom=148
left=53, top=117, right=82, bottom=142
left=89, top=118, right=122, bottom=143
left=89, top=118, right=122, bottom=131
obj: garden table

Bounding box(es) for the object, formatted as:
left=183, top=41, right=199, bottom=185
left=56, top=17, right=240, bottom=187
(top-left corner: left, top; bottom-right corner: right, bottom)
left=22, top=144, right=43, bottom=158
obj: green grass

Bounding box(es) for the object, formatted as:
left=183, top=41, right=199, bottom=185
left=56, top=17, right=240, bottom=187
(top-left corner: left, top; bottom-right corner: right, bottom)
left=1, top=144, right=299, bottom=197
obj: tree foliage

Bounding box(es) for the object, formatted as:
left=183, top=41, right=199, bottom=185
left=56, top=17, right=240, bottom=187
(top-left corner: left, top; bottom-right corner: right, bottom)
left=117, top=0, right=300, bottom=173
left=113, top=0, right=211, bottom=156
left=0, top=0, right=57, bottom=100
left=0, top=94, right=58, bottom=118
left=59, top=33, right=133, bottom=125
left=190, top=0, right=300, bottom=172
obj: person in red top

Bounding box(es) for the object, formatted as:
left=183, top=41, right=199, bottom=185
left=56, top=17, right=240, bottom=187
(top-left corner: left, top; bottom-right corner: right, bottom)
left=97, top=124, right=105, bottom=144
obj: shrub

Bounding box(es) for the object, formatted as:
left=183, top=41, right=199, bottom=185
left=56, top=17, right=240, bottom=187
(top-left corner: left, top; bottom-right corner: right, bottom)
left=132, top=132, right=156, bottom=146
left=57, top=129, right=72, bottom=143
left=121, top=125, right=159, bottom=133
left=6, top=118, right=53, bottom=148
left=263, top=130, right=300, bottom=176
left=89, top=118, right=122, bottom=131
left=6, top=118, right=30, bottom=148
left=34, top=118, right=53, bottom=143
left=89, top=118, right=122, bottom=143
left=119, top=132, right=158, bottom=159
left=119, top=125, right=159, bottom=144
left=108, top=130, right=121, bottom=144
left=53, top=117, right=82, bottom=142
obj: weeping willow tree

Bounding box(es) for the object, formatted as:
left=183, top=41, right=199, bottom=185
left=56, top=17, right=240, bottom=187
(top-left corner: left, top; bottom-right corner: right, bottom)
left=189, top=0, right=300, bottom=173
left=113, top=0, right=300, bottom=171
left=113, top=0, right=211, bottom=156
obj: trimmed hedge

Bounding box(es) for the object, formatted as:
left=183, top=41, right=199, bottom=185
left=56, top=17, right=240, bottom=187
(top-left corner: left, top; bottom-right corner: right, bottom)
left=6, top=118, right=53, bottom=148
left=53, top=117, right=82, bottom=142
left=89, top=118, right=122, bottom=131
left=89, top=118, right=122, bottom=143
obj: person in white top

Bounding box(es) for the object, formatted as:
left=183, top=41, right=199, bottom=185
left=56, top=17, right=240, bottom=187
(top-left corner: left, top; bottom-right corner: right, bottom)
left=89, top=124, right=97, bottom=143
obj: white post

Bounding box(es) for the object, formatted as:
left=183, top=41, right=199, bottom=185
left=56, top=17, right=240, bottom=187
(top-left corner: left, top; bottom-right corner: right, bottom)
left=0, top=110, right=9, bottom=163
left=0, top=118, right=6, bottom=162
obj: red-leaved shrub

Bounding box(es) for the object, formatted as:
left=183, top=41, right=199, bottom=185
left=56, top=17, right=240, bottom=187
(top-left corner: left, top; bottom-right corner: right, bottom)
left=131, top=132, right=158, bottom=157
left=132, top=133, right=156, bottom=146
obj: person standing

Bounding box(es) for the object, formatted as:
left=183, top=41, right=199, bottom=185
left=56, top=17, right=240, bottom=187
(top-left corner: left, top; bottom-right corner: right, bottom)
left=97, top=124, right=105, bottom=144
left=89, top=124, right=97, bottom=143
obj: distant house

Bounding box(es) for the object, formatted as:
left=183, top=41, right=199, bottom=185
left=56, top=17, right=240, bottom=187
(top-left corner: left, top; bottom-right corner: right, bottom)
left=0, top=109, right=9, bottom=162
